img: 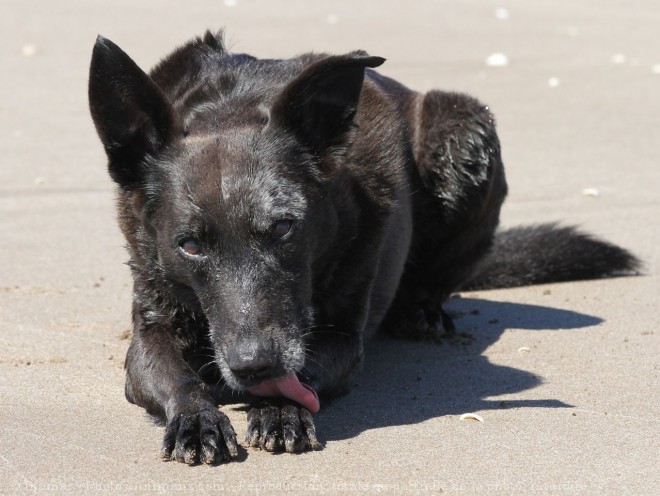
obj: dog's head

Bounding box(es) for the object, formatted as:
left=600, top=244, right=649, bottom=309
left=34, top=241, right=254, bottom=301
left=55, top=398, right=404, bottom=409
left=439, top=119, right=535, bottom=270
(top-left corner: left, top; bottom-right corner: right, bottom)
left=88, top=34, right=384, bottom=394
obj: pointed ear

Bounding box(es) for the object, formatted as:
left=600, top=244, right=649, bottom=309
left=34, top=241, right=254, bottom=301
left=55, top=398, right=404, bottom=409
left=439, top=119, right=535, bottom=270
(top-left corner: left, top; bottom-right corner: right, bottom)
left=269, top=51, right=385, bottom=154
left=88, top=35, right=178, bottom=188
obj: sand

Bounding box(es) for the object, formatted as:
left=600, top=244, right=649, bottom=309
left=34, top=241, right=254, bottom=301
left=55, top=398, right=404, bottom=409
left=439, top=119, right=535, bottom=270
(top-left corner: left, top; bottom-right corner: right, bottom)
left=1, top=1, right=658, bottom=494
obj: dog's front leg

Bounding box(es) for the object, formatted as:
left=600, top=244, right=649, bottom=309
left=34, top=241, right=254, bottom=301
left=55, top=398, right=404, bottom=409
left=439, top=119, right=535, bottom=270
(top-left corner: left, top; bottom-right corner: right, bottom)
left=245, top=328, right=363, bottom=452
left=124, top=315, right=239, bottom=465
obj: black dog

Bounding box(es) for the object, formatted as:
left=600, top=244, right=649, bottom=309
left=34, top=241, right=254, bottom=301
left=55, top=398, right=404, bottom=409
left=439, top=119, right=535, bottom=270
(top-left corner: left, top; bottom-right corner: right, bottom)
left=88, top=31, right=638, bottom=464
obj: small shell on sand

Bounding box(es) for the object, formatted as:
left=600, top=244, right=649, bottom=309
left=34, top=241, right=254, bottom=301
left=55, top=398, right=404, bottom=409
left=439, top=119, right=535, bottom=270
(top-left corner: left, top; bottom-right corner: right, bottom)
left=611, top=53, right=627, bottom=65
left=460, top=413, right=484, bottom=422
left=486, top=53, right=509, bottom=67
left=494, top=8, right=510, bottom=20
left=22, top=44, right=37, bottom=57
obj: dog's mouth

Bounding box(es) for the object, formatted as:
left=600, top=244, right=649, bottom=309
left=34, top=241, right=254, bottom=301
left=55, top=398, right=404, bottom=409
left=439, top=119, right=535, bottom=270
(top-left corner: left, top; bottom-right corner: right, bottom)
left=247, top=373, right=320, bottom=413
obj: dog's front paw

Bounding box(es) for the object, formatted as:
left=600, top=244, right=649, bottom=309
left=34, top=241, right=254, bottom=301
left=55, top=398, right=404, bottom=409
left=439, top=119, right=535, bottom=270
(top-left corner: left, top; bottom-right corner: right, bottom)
left=246, top=403, right=321, bottom=453
left=162, top=409, right=239, bottom=465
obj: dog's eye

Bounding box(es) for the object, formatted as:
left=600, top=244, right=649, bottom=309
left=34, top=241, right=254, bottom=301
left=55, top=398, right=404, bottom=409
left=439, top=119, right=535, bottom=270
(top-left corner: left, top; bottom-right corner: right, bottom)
left=179, top=238, right=203, bottom=256
left=270, top=219, right=293, bottom=239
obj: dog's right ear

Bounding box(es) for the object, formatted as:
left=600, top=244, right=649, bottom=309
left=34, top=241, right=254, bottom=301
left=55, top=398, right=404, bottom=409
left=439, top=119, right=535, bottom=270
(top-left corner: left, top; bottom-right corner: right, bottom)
left=88, top=36, right=177, bottom=188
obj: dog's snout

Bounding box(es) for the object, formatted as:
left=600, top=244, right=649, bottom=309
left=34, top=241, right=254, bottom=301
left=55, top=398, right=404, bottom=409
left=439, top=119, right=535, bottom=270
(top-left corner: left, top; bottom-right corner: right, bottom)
left=227, top=340, right=277, bottom=380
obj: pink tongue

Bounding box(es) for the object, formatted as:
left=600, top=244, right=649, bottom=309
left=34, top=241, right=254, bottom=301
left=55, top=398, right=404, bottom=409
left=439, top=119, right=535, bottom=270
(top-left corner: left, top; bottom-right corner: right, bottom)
left=248, top=374, right=320, bottom=414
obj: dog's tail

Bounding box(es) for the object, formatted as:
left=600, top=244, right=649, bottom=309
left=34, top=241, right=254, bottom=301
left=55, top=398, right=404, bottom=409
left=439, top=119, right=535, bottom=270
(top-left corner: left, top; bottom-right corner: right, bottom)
left=461, top=223, right=641, bottom=290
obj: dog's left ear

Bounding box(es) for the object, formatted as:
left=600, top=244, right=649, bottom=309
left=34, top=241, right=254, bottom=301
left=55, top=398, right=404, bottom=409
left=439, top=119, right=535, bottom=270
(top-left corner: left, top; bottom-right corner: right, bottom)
left=269, top=51, right=385, bottom=154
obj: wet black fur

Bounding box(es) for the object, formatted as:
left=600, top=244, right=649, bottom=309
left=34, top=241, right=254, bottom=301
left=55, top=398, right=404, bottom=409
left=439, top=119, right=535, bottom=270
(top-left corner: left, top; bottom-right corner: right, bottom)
left=88, top=31, right=639, bottom=464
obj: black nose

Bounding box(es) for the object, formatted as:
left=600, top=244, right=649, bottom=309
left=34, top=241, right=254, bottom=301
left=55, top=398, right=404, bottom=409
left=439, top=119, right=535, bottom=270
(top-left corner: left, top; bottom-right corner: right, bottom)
left=227, top=340, right=277, bottom=380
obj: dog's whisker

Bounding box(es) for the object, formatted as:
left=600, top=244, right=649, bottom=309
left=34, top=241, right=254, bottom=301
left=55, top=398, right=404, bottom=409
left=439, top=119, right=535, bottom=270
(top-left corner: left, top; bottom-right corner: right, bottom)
left=196, top=361, right=216, bottom=376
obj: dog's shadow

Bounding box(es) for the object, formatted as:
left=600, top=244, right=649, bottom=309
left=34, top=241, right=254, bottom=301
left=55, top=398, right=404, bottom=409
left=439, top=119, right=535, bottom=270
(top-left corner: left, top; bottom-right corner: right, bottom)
left=315, top=296, right=601, bottom=442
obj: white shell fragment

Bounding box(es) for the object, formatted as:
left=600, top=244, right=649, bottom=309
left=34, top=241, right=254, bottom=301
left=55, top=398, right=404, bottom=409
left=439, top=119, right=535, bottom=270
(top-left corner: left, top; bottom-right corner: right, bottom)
left=223, top=0, right=237, bottom=7
left=548, top=77, right=560, bottom=88
left=22, top=44, right=37, bottom=57
left=460, top=413, right=484, bottom=422
left=611, top=53, right=627, bottom=65
left=494, top=8, right=510, bottom=20
left=486, top=53, right=509, bottom=67
left=582, top=188, right=601, bottom=197
left=517, top=346, right=532, bottom=354
left=652, top=64, right=660, bottom=75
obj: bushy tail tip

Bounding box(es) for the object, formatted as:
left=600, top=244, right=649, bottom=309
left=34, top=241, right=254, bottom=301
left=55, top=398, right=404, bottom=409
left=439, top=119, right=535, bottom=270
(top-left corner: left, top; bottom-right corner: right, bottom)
left=462, top=223, right=641, bottom=291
